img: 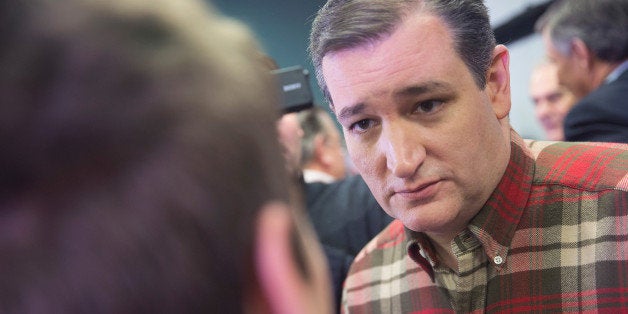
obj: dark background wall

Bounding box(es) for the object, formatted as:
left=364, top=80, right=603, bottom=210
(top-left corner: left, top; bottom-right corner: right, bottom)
left=211, top=0, right=327, bottom=105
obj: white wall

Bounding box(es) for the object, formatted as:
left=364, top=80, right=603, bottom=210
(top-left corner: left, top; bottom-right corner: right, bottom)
left=486, top=0, right=549, bottom=140
left=506, top=35, right=546, bottom=139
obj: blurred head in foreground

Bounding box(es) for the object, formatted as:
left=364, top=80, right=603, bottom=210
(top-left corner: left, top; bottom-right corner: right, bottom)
left=0, top=0, right=332, bottom=313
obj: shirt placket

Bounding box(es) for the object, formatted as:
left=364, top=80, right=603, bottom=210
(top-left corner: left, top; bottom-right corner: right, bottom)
left=435, top=229, right=488, bottom=313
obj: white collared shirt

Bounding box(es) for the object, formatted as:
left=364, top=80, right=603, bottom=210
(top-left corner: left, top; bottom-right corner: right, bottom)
left=302, top=169, right=336, bottom=184
left=605, top=59, right=628, bottom=84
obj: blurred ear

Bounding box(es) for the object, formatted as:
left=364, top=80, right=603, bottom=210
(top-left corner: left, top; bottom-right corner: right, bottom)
left=252, top=202, right=333, bottom=314
left=571, top=38, right=592, bottom=69
left=253, top=202, right=301, bottom=314
left=486, top=44, right=511, bottom=119
left=313, top=134, right=331, bottom=166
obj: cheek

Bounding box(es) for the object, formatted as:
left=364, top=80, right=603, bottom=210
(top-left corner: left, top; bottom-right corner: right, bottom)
left=555, top=63, right=572, bottom=85
left=347, top=140, right=376, bottom=174
left=558, top=100, right=574, bottom=115
left=347, top=144, right=366, bottom=170
left=555, top=105, right=567, bottom=117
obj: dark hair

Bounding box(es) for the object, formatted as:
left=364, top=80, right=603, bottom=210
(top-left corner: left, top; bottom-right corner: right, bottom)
left=536, top=0, right=628, bottom=62
left=0, top=0, right=289, bottom=312
left=309, top=0, right=496, bottom=104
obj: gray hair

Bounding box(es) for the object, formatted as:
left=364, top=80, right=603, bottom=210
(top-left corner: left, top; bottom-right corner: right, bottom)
left=536, top=0, right=628, bottom=62
left=298, top=106, right=338, bottom=166
left=309, top=0, right=496, bottom=104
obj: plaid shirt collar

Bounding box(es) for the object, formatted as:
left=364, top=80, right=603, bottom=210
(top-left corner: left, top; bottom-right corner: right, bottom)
left=406, top=130, right=535, bottom=280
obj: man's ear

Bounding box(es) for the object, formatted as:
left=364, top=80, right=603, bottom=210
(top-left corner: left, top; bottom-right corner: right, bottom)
left=571, top=38, right=592, bottom=69
left=313, top=135, right=331, bottom=166
left=253, top=202, right=303, bottom=314
left=253, top=202, right=333, bottom=314
left=486, top=44, right=511, bottom=119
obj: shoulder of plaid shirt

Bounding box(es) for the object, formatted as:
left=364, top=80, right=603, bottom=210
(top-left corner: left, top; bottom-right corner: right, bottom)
left=341, top=128, right=628, bottom=314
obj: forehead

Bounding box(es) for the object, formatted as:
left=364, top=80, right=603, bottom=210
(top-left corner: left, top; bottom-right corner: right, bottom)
left=530, top=65, right=559, bottom=90
left=321, top=13, right=469, bottom=106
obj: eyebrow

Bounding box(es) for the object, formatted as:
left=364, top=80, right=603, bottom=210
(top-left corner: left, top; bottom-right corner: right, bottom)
left=395, top=81, right=452, bottom=99
left=336, top=81, right=454, bottom=122
left=337, top=103, right=367, bottom=123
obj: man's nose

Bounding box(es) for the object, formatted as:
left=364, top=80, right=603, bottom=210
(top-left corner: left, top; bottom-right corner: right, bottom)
left=382, top=123, right=426, bottom=178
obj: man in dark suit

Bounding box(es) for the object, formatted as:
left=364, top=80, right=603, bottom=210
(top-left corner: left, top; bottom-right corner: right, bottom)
left=305, top=174, right=394, bottom=258
left=536, top=0, right=628, bottom=143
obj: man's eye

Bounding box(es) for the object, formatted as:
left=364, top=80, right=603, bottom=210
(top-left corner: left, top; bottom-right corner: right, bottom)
left=415, top=100, right=443, bottom=114
left=547, top=92, right=563, bottom=103
left=349, top=119, right=375, bottom=133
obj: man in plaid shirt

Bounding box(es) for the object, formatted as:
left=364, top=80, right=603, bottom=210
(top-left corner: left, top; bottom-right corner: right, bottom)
left=309, top=0, right=628, bottom=312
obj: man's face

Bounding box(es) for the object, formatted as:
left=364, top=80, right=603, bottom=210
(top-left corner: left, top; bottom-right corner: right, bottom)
left=529, top=64, right=578, bottom=141
left=542, top=31, right=589, bottom=98
left=321, top=13, right=510, bottom=236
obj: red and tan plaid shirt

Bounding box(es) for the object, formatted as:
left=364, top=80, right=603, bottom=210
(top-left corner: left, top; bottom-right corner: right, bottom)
left=342, top=131, right=628, bottom=313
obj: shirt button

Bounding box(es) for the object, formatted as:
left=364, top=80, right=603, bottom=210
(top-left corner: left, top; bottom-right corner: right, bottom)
left=494, top=256, right=503, bottom=265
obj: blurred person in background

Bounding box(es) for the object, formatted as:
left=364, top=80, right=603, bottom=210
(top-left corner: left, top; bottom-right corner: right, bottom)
left=0, top=0, right=333, bottom=313
left=277, top=112, right=306, bottom=176
left=528, top=61, right=578, bottom=141
left=536, top=0, right=628, bottom=143
left=298, top=106, right=347, bottom=183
